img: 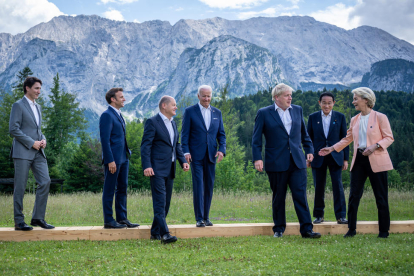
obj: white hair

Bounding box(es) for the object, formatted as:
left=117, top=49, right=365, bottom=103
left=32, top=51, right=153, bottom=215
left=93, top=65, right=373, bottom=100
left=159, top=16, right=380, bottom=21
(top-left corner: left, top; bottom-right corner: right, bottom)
left=352, top=87, right=376, bottom=108
left=197, top=85, right=213, bottom=95
left=271, top=83, right=294, bottom=99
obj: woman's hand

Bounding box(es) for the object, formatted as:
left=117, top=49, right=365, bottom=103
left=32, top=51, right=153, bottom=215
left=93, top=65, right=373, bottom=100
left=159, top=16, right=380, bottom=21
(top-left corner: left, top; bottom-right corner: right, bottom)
left=319, top=146, right=334, bottom=156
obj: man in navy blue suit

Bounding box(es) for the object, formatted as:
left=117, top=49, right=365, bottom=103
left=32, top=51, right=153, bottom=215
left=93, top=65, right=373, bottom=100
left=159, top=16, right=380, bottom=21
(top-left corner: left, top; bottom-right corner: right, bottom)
left=252, top=83, right=321, bottom=238
left=181, top=85, right=226, bottom=227
left=99, top=88, right=139, bottom=229
left=141, top=96, right=189, bottom=244
left=307, top=92, right=349, bottom=224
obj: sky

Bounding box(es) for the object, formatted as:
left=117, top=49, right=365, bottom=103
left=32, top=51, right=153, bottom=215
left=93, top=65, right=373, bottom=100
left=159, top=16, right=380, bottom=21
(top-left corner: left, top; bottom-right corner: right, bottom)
left=0, top=0, right=413, bottom=44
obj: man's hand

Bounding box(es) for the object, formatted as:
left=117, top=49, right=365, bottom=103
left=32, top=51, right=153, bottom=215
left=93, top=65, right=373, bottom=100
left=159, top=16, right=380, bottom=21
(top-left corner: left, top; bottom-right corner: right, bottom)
left=185, top=154, right=192, bottom=164
left=182, top=163, right=190, bottom=172
left=32, top=141, right=42, bottom=150
left=108, top=161, right=117, bottom=174
left=215, top=151, right=224, bottom=163
left=40, top=139, right=47, bottom=149
left=307, top=154, right=314, bottom=163
left=306, top=160, right=311, bottom=168
left=319, top=146, right=334, bottom=156
left=363, top=144, right=377, bottom=156
left=144, top=167, right=155, bottom=177
left=254, top=160, right=263, bottom=172
left=342, top=160, right=349, bottom=171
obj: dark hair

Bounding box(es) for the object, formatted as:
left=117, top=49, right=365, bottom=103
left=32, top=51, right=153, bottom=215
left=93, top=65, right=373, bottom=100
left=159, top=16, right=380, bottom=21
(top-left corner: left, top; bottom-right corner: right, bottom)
left=319, top=92, right=335, bottom=102
left=105, top=88, right=123, bottom=104
left=23, top=77, right=42, bottom=94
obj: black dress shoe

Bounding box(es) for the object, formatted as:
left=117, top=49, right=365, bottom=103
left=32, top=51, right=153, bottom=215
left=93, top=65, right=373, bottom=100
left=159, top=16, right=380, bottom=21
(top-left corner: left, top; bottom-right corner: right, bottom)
left=117, top=219, right=139, bottom=228
left=313, top=217, right=324, bottom=224
left=273, top=232, right=283, bottom=238
left=196, top=220, right=205, bottom=227
left=344, top=229, right=356, bottom=238
left=104, top=220, right=127, bottom=229
left=337, top=218, right=348, bottom=224
left=161, top=233, right=178, bottom=244
left=15, top=222, right=33, bottom=231
left=30, top=219, right=55, bottom=229
left=204, top=219, right=213, bottom=226
left=150, top=234, right=161, bottom=240
left=302, top=230, right=322, bottom=239
left=378, top=231, right=389, bottom=238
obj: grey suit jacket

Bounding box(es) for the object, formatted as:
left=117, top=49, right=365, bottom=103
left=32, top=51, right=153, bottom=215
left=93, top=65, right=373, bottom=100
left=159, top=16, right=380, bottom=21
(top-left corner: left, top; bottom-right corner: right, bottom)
left=9, top=98, right=46, bottom=160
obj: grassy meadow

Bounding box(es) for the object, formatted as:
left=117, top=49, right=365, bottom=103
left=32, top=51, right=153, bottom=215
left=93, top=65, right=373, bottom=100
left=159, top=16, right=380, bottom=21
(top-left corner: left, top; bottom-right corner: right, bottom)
left=0, top=190, right=413, bottom=227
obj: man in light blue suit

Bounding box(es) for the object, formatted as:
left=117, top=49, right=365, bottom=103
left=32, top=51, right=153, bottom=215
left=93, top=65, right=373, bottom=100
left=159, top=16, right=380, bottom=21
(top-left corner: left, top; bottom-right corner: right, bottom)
left=252, top=83, right=321, bottom=238
left=181, top=85, right=226, bottom=227
left=99, top=87, right=139, bottom=229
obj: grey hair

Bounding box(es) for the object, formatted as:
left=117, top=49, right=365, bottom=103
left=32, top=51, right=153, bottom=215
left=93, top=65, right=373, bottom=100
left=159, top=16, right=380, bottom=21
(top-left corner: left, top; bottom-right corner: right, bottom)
left=352, top=87, right=376, bottom=108
left=158, top=95, right=174, bottom=110
left=197, top=85, right=213, bottom=95
left=271, top=83, right=294, bottom=99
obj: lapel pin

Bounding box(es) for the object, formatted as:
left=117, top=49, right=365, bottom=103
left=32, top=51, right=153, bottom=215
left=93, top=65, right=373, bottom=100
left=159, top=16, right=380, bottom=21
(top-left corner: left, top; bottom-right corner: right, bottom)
left=370, top=126, right=372, bottom=128
left=333, top=122, right=335, bottom=124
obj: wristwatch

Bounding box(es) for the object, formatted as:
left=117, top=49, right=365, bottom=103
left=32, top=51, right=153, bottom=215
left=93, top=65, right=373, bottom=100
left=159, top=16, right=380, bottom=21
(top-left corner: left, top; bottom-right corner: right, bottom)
left=376, top=143, right=381, bottom=149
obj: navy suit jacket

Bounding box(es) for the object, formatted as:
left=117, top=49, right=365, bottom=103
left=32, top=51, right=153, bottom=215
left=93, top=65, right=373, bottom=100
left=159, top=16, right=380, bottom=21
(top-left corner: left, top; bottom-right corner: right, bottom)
left=307, top=110, right=349, bottom=168
left=99, top=107, right=131, bottom=165
left=181, top=104, right=226, bottom=163
left=252, top=104, right=314, bottom=172
left=141, top=114, right=186, bottom=178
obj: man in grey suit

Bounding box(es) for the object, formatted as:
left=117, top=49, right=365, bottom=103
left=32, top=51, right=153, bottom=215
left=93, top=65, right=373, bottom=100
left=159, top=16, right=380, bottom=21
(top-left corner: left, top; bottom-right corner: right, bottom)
left=9, top=77, right=54, bottom=231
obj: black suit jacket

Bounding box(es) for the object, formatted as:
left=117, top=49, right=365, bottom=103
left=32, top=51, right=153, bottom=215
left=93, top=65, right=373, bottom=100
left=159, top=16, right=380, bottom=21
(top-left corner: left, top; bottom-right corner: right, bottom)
left=307, top=110, right=349, bottom=168
left=141, top=114, right=186, bottom=178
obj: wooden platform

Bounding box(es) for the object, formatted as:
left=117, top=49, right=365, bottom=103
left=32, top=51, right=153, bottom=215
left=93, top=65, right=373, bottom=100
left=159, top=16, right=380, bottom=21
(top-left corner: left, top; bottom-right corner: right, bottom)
left=1, top=221, right=413, bottom=242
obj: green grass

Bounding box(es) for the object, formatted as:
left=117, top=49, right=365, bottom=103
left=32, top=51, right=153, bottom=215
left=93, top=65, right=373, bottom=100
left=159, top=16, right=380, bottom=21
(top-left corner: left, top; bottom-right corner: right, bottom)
left=1, top=190, right=413, bottom=275
left=0, top=190, right=413, bottom=227
left=1, top=234, right=413, bottom=275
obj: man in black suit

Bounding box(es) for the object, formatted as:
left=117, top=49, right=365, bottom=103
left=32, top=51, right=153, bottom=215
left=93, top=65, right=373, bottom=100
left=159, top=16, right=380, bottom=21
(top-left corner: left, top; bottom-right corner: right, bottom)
left=307, top=92, right=349, bottom=224
left=252, top=83, right=321, bottom=238
left=141, top=96, right=189, bottom=244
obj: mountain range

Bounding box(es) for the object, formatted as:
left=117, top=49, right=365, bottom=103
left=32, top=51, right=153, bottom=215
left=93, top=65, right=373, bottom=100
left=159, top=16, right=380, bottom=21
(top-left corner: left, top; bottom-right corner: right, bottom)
left=1, top=15, right=414, bottom=121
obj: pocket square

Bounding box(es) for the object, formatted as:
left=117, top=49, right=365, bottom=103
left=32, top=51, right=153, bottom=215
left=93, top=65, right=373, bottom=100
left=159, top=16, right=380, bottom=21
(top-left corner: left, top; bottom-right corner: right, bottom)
left=213, top=118, right=218, bottom=120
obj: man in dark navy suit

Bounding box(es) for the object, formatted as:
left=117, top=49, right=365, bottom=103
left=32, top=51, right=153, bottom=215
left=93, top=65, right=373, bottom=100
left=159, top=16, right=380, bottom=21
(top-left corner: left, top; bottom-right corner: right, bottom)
left=141, top=96, right=189, bottom=244
left=252, top=83, right=321, bottom=238
left=99, top=88, right=139, bottom=229
left=181, top=85, right=226, bottom=227
left=307, top=92, right=349, bottom=224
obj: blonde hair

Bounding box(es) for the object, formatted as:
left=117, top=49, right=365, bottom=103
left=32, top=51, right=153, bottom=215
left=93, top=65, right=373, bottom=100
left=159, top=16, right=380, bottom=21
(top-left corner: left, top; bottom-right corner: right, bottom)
left=272, top=83, right=294, bottom=99
left=352, top=87, right=376, bottom=108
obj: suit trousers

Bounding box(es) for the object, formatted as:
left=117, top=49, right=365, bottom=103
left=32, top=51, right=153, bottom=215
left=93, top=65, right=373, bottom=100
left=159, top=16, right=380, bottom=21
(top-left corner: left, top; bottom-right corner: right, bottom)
left=191, top=150, right=216, bottom=222
left=102, top=160, right=129, bottom=223
left=13, top=151, right=51, bottom=224
left=312, top=154, right=347, bottom=219
left=348, top=151, right=390, bottom=232
left=267, top=155, right=313, bottom=234
left=150, top=163, right=174, bottom=236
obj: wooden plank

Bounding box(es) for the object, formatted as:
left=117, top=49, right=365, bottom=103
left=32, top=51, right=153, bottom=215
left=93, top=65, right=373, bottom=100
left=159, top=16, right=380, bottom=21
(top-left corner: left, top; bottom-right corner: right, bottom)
left=0, top=221, right=413, bottom=242
left=89, top=226, right=142, bottom=241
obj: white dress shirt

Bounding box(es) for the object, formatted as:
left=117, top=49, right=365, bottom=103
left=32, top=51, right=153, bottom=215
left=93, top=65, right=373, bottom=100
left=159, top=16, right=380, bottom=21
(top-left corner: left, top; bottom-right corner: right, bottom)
left=358, top=113, right=370, bottom=149
left=321, top=110, right=332, bottom=138
left=24, top=96, right=39, bottom=126
left=275, top=103, right=292, bottom=135
left=198, top=102, right=211, bottom=131
left=159, top=112, right=175, bottom=161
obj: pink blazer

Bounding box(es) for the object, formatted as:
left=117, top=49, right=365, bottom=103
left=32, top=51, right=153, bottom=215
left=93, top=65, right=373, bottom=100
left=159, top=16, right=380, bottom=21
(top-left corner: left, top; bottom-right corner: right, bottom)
left=333, top=110, right=394, bottom=173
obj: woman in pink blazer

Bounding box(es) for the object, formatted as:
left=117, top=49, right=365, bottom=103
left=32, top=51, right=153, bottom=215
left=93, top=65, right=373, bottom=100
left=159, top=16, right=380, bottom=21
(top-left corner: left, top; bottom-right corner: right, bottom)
left=319, top=87, right=394, bottom=238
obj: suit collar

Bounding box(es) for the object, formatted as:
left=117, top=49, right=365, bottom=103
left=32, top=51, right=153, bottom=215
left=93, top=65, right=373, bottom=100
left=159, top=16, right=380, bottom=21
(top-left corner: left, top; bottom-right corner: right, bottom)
left=269, top=105, right=288, bottom=135
left=156, top=114, right=173, bottom=146
left=21, top=97, right=39, bottom=127
left=107, top=106, right=126, bottom=132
